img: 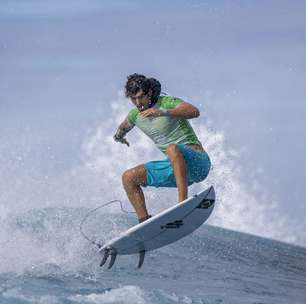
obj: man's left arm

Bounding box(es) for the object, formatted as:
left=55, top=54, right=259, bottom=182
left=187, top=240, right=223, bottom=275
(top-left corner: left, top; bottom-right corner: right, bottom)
left=165, top=102, right=200, bottom=119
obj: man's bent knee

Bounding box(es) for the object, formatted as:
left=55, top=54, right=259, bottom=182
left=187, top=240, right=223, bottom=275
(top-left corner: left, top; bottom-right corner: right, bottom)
left=122, top=170, right=135, bottom=187
left=122, top=166, right=146, bottom=188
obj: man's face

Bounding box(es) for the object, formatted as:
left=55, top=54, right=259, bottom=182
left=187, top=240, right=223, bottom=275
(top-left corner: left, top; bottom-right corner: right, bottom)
left=129, top=89, right=151, bottom=111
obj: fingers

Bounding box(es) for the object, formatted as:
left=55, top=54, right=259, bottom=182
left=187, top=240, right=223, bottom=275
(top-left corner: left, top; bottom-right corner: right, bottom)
left=118, top=138, right=130, bottom=147
left=139, top=110, right=151, bottom=118
left=140, top=109, right=158, bottom=118
left=122, top=139, right=130, bottom=147
left=113, top=135, right=130, bottom=147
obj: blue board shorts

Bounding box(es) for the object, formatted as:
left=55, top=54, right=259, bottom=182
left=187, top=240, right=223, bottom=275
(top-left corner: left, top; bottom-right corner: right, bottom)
left=144, top=144, right=211, bottom=188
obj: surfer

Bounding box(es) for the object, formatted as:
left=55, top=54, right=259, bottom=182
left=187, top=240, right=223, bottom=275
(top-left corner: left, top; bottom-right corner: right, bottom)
left=114, top=74, right=211, bottom=223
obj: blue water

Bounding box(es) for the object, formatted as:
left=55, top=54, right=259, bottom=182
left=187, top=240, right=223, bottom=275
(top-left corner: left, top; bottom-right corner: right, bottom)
left=0, top=207, right=305, bottom=304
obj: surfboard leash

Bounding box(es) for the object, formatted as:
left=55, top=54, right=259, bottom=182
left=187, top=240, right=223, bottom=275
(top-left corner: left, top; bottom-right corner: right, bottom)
left=79, top=199, right=136, bottom=248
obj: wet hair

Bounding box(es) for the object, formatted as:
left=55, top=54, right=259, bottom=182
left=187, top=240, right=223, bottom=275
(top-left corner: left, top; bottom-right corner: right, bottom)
left=125, top=73, right=161, bottom=104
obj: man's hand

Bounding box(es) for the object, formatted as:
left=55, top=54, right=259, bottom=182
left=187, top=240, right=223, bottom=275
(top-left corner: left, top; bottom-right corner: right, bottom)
left=113, top=117, right=134, bottom=147
left=114, top=134, right=130, bottom=147
left=139, top=108, right=164, bottom=118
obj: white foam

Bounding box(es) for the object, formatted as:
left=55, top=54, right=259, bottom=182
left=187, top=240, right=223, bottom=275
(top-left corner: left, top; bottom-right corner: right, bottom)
left=3, top=288, right=59, bottom=304
left=70, top=285, right=146, bottom=304
left=70, top=286, right=200, bottom=304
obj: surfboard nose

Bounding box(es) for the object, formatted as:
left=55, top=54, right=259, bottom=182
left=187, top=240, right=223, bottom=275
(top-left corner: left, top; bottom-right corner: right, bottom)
left=207, top=185, right=215, bottom=200
left=194, top=185, right=215, bottom=200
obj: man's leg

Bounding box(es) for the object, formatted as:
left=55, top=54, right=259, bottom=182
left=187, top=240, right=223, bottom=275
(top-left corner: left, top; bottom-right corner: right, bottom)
left=122, top=164, right=149, bottom=221
left=166, top=144, right=188, bottom=202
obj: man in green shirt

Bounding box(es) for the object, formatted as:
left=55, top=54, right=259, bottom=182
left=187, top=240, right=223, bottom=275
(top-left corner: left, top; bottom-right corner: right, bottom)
left=114, top=74, right=211, bottom=223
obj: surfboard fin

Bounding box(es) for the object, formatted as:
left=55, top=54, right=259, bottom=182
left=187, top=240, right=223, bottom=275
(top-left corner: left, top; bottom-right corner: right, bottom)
left=100, top=247, right=118, bottom=269
left=108, top=252, right=117, bottom=269
left=137, top=250, right=145, bottom=269
left=99, top=249, right=110, bottom=267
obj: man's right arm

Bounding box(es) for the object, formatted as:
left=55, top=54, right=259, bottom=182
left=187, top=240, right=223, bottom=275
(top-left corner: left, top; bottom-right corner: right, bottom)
left=114, top=117, right=134, bottom=146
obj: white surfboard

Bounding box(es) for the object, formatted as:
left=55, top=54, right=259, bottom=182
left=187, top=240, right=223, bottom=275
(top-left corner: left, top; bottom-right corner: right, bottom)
left=99, top=186, right=215, bottom=268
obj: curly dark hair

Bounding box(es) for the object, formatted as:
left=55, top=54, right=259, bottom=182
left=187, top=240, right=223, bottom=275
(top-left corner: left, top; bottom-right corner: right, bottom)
left=125, top=73, right=161, bottom=104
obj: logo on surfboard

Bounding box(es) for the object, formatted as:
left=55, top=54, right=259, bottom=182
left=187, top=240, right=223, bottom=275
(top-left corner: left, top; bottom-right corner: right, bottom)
left=160, top=220, right=184, bottom=229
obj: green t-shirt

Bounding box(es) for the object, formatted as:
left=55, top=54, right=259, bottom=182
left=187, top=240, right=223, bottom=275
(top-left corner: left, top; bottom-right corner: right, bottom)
left=127, top=95, right=201, bottom=154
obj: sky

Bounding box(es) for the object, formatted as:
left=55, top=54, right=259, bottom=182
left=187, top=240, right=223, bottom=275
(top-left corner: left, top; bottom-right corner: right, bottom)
left=0, top=0, right=306, bottom=244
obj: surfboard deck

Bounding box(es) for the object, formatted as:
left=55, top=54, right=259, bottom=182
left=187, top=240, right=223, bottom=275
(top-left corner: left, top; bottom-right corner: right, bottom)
left=99, top=186, right=215, bottom=269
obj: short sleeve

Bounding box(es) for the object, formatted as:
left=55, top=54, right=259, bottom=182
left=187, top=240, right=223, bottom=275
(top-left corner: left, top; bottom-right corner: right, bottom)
left=127, top=108, right=139, bottom=125
left=160, top=96, right=183, bottom=109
